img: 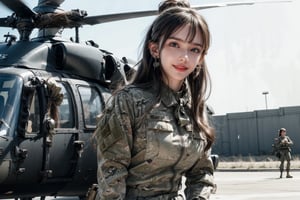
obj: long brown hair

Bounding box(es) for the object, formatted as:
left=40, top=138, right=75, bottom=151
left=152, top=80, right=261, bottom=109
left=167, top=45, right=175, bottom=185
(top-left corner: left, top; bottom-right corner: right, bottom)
left=130, top=7, right=215, bottom=150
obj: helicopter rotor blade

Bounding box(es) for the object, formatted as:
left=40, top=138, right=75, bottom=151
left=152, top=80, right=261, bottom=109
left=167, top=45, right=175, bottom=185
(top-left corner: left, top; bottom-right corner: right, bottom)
left=80, top=0, right=292, bottom=26
left=0, top=0, right=36, bottom=18
left=0, top=0, right=293, bottom=29
left=81, top=10, right=158, bottom=26
left=192, top=0, right=292, bottom=10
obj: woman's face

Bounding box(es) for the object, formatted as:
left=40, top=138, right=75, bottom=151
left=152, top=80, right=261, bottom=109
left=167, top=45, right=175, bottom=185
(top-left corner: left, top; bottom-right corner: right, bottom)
left=159, top=24, right=204, bottom=91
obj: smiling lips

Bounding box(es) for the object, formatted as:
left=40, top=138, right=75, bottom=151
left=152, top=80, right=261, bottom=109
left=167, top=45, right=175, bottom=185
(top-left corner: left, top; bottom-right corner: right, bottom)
left=173, top=65, right=188, bottom=72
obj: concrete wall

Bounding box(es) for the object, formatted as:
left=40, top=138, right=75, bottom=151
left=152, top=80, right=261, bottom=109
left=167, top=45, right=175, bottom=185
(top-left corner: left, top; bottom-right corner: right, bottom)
left=212, top=106, right=300, bottom=156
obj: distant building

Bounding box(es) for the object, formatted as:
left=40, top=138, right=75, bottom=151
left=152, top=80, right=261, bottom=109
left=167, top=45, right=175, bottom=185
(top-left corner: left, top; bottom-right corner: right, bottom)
left=212, top=106, right=300, bottom=156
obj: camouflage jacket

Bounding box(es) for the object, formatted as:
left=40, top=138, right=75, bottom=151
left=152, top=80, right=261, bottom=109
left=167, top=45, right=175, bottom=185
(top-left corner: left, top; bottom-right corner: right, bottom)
left=95, top=83, right=214, bottom=200
left=276, top=136, right=293, bottom=151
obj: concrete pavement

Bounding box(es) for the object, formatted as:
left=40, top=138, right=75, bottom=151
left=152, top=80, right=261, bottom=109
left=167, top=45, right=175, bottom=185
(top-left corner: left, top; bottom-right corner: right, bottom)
left=3, top=170, right=300, bottom=200
left=45, top=171, right=300, bottom=200
left=211, top=170, right=300, bottom=200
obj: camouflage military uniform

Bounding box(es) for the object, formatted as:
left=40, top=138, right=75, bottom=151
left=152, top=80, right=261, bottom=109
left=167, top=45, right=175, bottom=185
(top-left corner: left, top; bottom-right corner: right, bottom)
left=95, top=83, right=215, bottom=200
left=276, top=135, right=293, bottom=178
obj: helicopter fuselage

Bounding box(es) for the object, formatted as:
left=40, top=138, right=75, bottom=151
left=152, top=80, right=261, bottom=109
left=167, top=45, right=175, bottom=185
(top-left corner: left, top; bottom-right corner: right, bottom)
left=0, top=37, right=128, bottom=198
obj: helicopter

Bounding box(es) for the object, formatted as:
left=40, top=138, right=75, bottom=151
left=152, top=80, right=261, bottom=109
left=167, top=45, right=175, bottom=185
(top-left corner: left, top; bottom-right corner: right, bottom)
left=0, top=0, right=292, bottom=199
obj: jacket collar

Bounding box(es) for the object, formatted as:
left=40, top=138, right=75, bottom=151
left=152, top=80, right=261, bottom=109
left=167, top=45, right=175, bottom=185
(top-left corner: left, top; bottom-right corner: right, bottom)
left=160, top=82, right=190, bottom=108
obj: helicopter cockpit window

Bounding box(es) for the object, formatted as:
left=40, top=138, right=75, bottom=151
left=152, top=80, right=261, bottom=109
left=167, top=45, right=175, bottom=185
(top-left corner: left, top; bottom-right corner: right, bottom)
left=0, top=75, right=22, bottom=136
left=78, top=86, right=102, bottom=128
left=56, top=83, right=75, bottom=129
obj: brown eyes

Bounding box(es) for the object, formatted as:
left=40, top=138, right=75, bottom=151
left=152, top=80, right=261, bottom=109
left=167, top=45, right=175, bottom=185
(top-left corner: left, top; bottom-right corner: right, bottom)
left=191, top=48, right=201, bottom=54
left=169, top=42, right=178, bottom=48
left=168, top=41, right=201, bottom=54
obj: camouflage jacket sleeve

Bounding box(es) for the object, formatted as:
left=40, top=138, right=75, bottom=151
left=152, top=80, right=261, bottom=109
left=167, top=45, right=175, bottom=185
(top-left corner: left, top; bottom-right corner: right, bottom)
left=184, top=148, right=215, bottom=200
left=285, top=136, right=293, bottom=146
left=95, top=90, right=134, bottom=200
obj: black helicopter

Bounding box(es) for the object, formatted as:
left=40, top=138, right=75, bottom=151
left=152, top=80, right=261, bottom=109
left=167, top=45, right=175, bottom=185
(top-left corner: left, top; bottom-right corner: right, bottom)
left=0, top=0, right=291, bottom=199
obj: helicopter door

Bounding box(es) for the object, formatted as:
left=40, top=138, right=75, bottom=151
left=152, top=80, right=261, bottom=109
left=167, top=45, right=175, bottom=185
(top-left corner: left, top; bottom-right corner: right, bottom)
left=41, top=82, right=77, bottom=181
left=77, top=85, right=102, bottom=166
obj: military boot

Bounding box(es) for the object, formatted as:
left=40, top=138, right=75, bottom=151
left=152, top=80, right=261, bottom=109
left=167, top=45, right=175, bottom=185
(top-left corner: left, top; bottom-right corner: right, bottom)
left=286, top=171, right=293, bottom=178
left=280, top=171, right=283, bottom=178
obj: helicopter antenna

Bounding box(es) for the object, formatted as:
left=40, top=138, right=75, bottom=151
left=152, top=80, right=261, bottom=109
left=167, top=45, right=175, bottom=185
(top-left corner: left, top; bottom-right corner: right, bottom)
left=75, top=26, right=79, bottom=43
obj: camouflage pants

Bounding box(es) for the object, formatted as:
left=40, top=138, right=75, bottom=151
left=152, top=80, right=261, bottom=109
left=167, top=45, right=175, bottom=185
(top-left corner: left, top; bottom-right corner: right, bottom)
left=279, top=150, right=292, bottom=172
left=86, top=184, right=185, bottom=200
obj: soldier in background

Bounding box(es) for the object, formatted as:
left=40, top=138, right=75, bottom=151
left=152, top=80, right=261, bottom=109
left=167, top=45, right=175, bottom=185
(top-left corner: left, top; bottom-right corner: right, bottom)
left=275, top=128, right=294, bottom=178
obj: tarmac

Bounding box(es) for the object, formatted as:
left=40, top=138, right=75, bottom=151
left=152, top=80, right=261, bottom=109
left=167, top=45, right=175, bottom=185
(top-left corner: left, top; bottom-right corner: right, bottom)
left=211, top=170, right=300, bottom=200
left=4, top=170, right=300, bottom=200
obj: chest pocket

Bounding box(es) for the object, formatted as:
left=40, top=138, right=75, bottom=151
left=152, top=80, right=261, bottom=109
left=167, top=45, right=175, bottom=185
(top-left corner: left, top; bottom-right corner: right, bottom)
left=145, top=120, right=174, bottom=160
left=144, top=118, right=203, bottom=172
left=129, top=106, right=206, bottom=179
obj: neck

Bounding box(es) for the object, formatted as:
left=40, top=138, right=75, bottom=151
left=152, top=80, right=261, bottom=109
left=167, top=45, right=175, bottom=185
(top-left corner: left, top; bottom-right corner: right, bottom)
left=162, top=79, right=184, bottom=92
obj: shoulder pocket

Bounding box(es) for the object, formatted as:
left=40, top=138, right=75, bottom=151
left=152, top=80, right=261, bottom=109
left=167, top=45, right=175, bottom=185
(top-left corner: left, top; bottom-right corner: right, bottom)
left=96, top=113, right=123, bottom=152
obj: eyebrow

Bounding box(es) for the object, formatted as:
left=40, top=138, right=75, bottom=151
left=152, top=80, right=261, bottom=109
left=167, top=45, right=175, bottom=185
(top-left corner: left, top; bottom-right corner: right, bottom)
left=168, top=36, right=203, bottom=47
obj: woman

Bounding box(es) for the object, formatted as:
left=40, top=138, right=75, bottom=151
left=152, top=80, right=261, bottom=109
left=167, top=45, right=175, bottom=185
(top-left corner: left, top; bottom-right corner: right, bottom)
left=95, top=5, right=215, bottom=200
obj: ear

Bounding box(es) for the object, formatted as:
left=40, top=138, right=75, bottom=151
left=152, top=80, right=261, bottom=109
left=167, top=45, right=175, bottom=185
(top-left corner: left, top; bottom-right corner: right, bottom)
left=148, top=42, right=159, bottom=58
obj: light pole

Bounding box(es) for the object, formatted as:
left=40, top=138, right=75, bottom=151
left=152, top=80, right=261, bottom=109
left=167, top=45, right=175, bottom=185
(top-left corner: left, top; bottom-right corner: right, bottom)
left=262, top=91, right=269, bottom=110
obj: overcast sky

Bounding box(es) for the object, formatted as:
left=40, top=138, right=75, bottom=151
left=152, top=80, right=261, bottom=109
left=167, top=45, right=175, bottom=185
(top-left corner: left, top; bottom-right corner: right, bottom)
left=1, top=0, right=299, bottom=115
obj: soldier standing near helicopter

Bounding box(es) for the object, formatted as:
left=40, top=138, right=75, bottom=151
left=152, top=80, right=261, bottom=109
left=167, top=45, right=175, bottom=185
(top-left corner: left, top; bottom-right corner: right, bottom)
left=274, top=128, right=294, bottom=178
left=94, top=1, right=216, bottom=199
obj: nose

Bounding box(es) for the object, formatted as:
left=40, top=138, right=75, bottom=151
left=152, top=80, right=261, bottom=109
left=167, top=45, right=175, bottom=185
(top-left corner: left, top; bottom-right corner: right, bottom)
left=179, top=50, right=189, bottom=62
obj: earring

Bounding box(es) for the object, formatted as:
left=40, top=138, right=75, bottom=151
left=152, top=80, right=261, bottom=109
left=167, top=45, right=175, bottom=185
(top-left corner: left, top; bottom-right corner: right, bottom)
left=153, top=58, right=160, bottom=68
left=196, top=64, right=203, bottom=70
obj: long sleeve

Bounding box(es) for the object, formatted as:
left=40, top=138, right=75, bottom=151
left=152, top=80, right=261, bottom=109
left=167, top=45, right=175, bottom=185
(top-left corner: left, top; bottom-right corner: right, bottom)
left=95, top=91, right=134, bottom=199
left=286, top=136, right=293, bottom=146
left=184, top=149, right=215, bottom=200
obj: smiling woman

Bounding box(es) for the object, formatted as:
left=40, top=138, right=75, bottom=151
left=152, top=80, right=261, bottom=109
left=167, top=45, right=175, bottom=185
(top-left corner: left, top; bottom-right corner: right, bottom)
left=94, top=3, right=216, bottom=200
left=150, top=23, right=205, bottom=91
